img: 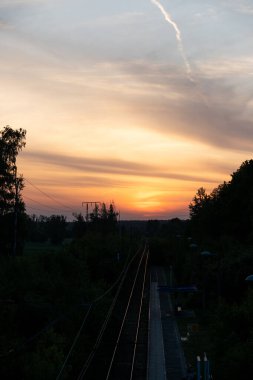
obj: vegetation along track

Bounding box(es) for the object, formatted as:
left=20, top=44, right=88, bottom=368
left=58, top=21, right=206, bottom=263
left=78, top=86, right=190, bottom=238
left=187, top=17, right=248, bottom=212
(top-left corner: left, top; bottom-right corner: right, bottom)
left=77, top=243, right=150, bottom=380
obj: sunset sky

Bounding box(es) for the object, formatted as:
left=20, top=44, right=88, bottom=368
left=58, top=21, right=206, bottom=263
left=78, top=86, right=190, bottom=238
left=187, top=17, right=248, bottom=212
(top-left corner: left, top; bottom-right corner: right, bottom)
left=1, top=0, right=253, bottom=220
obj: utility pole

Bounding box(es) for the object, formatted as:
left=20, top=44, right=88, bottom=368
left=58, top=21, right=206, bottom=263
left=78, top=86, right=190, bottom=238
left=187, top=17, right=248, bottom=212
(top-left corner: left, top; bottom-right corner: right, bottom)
left=82, top=201, right=101, bottom=222
left=12, top=165, right=18, bottom=257
left=118, top=210, right=121, bottom=262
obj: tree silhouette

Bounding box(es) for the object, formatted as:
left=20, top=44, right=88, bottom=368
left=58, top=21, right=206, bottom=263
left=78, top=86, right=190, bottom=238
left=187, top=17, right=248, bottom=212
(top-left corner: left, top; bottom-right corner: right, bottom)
left=189, top=160, right=253, bottom=241
left=0, top=126, right=26, bottom=255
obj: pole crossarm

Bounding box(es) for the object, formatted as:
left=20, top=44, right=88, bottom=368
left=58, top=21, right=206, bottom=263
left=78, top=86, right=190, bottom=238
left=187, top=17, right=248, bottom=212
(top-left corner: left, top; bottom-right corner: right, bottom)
left=81, top=201, right=102, bottom=221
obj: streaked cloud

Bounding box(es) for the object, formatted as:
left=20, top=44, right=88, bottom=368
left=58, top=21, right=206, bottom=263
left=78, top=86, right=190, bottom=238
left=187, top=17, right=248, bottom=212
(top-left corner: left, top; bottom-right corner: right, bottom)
left=196, top=57, right=253, bottom=78
left=22, top=150, right=219, bottom=184
left=222, top=0, right=253, bottom=15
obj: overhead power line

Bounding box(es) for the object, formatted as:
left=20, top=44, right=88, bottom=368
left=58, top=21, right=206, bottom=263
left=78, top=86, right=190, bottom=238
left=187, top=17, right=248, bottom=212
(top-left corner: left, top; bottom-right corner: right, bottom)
left=56, top=247, right=142, bottom=380
left=24, top=177, right=73, bottom=212
left=23, top=195, right=71, bottom=213
left=0, top=248, right=135, bottom=363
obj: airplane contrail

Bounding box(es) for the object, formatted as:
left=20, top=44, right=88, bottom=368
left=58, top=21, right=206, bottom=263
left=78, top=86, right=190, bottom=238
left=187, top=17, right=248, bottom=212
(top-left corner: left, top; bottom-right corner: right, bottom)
left=150, top=0, right=194, bottom=82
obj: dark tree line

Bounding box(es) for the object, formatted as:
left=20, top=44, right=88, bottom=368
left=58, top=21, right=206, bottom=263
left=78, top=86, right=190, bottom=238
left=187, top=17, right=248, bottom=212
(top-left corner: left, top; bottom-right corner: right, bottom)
left=26, top=214, right=67, bottom=245
left=146, top=160, right=253, bottom=379
left=189, top=160, right=253, bottom=243
left=73, top=202, right=118, bottom=236
left=187, top=160, right=253, bottom=379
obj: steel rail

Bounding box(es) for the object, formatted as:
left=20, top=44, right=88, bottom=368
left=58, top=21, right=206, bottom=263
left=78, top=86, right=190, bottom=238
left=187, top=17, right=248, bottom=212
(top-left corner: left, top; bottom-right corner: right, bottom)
left=105, top=245, right=148, bottom=380
left=56, top=247, right=142, bottom=380
left=129, top=248, right=149, bottom=380
left=76, top=244, right=146, bottom=380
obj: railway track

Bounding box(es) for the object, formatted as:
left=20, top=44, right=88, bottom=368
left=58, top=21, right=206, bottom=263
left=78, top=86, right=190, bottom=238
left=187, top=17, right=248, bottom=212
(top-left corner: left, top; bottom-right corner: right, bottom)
left=78, top=243, right=150, bottom=380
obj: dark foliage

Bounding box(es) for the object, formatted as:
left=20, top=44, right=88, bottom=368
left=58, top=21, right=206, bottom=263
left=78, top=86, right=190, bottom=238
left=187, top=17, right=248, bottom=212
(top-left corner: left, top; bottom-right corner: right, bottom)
left=0, top=195, right=140, bottom=380
left=0, top=126, right=26, bottom=256
left=186, top=160, right=253, bottom=379
left=189, top=160, right=253, bottom=242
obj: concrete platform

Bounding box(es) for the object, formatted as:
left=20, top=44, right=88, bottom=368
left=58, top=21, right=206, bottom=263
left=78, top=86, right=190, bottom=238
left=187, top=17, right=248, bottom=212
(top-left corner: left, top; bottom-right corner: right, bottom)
left=147, top=281, right=167, bottom=380
left=148, top=267, right=187, bottom=380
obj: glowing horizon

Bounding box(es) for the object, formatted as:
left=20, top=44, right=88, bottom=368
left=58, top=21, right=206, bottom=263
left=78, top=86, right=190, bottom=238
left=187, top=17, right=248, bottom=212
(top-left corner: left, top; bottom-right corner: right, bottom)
left=1, top=0, right=253, bottom=220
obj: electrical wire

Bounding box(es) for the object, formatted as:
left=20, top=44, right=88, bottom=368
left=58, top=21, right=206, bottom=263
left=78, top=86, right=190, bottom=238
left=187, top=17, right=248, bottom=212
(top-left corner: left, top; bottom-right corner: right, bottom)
left=55, top=246, right=143, bottom=380
left=105, top=247, right=146, bottom=380
left=0, top=248, right=134, bottom=361
left=55, top=305, right=93, bottom=380
left=76, top=283, right=123, bottom=380
left=25, top=204, right=74, bottom=215
left=76, top=247, right=144, bottom=380
left=0, top=301, right=92, bottom=359
left=25, top=205, right=52, bottom=214
left=22, top=177, right=83, bottom=216
left=23, top=195, right=68, bottom=213
left=129, top=249, right=149, bottom=380
left=24, top=177, right=74, bottom=211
